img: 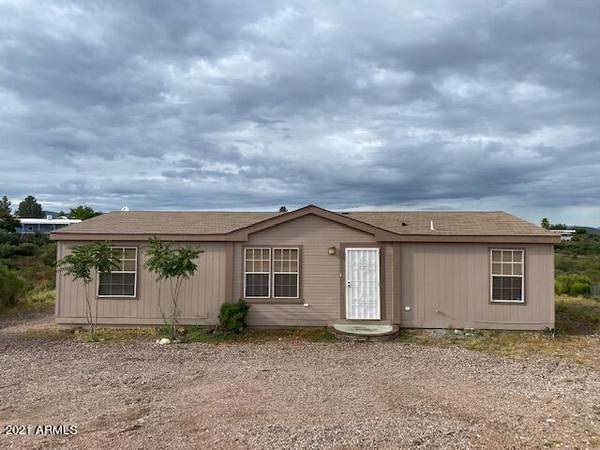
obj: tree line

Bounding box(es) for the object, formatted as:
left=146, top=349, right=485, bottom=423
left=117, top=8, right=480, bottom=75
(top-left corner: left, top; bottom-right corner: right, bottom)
left=0, top=195, right=102, bottom=232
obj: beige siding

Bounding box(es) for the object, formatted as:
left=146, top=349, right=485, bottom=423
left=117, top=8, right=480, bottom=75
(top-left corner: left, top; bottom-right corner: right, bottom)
left=56, top=241, right=230, bottom=326
left=55, top=217, right=555, bottom=331
left=398, top=243, right=554, bottom=330
left=233, top=214, right=377, bottom=326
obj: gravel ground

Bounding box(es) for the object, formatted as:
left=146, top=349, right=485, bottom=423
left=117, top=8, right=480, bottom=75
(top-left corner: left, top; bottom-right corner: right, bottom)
left=1, top=315, right=599, bottom=449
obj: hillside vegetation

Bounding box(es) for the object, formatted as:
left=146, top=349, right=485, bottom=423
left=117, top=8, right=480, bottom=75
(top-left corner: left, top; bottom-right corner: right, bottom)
left=554, top=230, right=600, bottom=297
left=0, top=230, right=56, bottom=314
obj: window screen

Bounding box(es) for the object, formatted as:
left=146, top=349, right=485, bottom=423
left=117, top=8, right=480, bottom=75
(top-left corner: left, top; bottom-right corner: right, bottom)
left=98, top=247, right=137, bottom=297
left=273, top=248, right=299, bottom=298
left=491, top=249, right=524, bottom=303
left=244, top=248, right=271, bottom=297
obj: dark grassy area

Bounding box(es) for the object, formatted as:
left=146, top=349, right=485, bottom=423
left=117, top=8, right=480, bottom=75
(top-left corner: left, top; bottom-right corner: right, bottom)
left=0, top=232, right=56, bottom=316
left=22, top=325, right=337, bottom=344
left=180, top=326, right=337, bottom=344
left=555, top=295, right=600, bottom=335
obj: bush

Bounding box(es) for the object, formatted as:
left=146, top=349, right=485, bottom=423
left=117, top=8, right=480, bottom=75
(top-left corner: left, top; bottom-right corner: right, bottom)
left=0, top=230, right=20, bottom=245
left=0, top=243, right=18, bottom=258
left=14, top=242, right=38, bottom=256
left=39, top=242, right=57, bottom=267
left=0, top=265, right=28, bottom=308
left=555, top=274, right=591, bottom=296
left=218, top=300, right=250, bottom=333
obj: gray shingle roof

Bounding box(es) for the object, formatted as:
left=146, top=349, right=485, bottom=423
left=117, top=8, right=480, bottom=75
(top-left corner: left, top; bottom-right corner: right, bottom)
left=53, top=208, right=553, bottom=238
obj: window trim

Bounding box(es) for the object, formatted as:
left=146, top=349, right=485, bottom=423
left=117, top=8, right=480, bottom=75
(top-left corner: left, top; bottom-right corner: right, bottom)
left=243, top=247, right=271, bottom=299
left=489, top=248, right=525, bottom=304
left=272, top=247, right=300, bottom=299
left=97, top=246, right=138, bottom=299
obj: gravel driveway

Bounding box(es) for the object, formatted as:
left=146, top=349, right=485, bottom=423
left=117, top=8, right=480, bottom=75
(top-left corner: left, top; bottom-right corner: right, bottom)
left=1, top=316, right=599, bottom=449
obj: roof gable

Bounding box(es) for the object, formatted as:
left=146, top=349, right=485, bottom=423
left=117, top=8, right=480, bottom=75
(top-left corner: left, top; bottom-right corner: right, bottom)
left=226, top=205, right=399, bottom=241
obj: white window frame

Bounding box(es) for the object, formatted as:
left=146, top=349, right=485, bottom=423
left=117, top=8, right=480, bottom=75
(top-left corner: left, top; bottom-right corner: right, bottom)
left=490, top=248, right=525, bottom=304
left=97, top=247, right=138, bottom=298
left=243, top=247, right=271, bottom=298
left=272, top=247, right=300, bottom=299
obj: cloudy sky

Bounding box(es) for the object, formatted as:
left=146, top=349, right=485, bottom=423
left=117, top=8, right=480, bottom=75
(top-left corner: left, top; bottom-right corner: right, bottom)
left=1, top=0, right=599, bottom=225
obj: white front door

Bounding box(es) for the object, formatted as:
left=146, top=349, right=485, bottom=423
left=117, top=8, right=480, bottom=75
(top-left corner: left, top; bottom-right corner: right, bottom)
left=345, top=248, right=381, bottom=320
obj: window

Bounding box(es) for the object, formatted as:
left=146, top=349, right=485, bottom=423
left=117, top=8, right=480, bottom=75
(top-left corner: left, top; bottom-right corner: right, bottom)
left=244, top=248, right=271, bottom=298
left=273, top=248, right=299, bottom=298
left=490, top=249, right=524, bottom=303
left=98, top=247, right=137, bottom=297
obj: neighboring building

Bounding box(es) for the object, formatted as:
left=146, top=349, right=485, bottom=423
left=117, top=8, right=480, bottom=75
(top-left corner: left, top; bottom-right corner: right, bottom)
left=550, top=229, right=577, bottom=241
left=50, top=205, right=559, bottom=330
left=17, top=216, right=82, bottom=234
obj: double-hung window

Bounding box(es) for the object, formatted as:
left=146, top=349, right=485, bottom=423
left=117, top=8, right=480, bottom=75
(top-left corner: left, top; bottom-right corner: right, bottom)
left=490, top=249, right=524, bottom=303
left=244, top=248, right=271, bottom=298
left=244, top=247, right=300, bottom=299
left=98, top=247, right=137, bottom=297
left=273, top=248, right=299, bottom=298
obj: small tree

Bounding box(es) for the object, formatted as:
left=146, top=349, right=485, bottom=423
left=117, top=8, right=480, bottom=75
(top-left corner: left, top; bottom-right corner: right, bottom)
left=17, top=195, right=44, bottom=218
left=145, top=238, right=202, bottom=340
left=68, top=205, right=102, bottom=220
left=0, top=196, right=20, bottom=232
left=0, top=196, right=11, bottom=216
left=57, top=242, right=119, bottom=340
left=541, top=218, right=550, bottom=230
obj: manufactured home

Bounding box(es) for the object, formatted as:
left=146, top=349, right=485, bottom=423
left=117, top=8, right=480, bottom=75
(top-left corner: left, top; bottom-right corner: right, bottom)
left=17, top=216, right=81, bottom=234
left=50, top=205, right=559, bottom=330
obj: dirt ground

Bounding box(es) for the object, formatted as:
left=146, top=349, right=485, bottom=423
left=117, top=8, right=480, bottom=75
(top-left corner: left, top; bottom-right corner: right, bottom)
left=1, top=313, right=599, bottom=449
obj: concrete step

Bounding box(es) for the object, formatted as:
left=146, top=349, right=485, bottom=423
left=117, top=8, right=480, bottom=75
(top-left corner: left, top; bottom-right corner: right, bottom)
left=328, top=323, right=400, bottom=341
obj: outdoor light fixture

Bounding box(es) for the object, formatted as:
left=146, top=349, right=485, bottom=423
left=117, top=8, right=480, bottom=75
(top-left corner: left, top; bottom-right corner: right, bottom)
left=328, top=246, right=336, bottom=255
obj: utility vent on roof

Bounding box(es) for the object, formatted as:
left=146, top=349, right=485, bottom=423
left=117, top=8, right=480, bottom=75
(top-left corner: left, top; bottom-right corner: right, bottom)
left=340, top=212, right=351, bottom=215
left=430, top=220, right=435, bottom=231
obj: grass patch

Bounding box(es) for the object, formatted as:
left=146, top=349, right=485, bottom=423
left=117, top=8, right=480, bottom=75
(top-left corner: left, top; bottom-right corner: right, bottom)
left=0, top=287, right=55, bottom=317
left=401, top=330, right=599, bottom=368
left=21, top=326, right=161, bottom=342
left=555, top=295, right=600, bottom=335
left=20, top=325, right=336, bottom=344
left=399, top=296, right=600, bottom=370
left=181, top=326, right=336, bottom=344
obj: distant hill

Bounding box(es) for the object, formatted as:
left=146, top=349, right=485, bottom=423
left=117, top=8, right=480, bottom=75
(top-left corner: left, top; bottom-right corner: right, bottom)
left=572, top=226, right=600, bottom=234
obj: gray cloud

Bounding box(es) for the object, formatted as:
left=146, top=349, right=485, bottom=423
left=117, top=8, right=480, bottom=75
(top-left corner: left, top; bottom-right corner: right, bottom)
left=0, top=0, right=599, bottom=225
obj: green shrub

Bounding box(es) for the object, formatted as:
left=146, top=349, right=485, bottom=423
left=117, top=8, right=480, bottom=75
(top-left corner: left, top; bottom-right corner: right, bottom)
left=218, top=300, right=250, bottom=333
left=555, top=274, right=591, bottom=296
left=39, top=242, right=57, bottom=267
left=0, top=243, right=18, bottom=258
left=0, top=230, right=20, bottom=245
left=0, top=265, right=28, bottom=308
left=14, top=242, right=38, bottom=256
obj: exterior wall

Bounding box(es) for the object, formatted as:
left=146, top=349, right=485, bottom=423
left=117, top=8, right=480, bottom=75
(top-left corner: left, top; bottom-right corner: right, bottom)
left=55, top=240, right=232, bottom=326
left=54, top=219, right=555, bottom=331
left=397, top=243, right=555, bottom=330
left=232, top=214, right=388, bottom=326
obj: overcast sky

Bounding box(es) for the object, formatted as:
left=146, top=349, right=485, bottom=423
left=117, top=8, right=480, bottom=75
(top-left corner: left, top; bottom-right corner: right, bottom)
left=1, top=1, right=599, bottom=225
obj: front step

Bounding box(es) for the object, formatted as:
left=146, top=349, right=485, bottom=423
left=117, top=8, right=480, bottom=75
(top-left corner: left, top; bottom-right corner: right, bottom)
left=328, top=323, right=400, bottom=341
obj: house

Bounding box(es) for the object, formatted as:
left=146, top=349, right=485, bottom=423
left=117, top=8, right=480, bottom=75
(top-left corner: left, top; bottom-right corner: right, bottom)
left=550, top=229, right=577, bottom=241
left=16, top=216, right=82, bottom=234
left=50, top=205, right=559, bottom=330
